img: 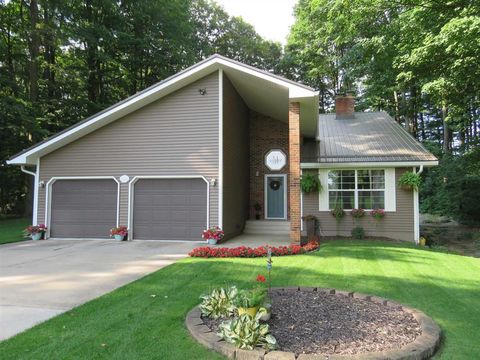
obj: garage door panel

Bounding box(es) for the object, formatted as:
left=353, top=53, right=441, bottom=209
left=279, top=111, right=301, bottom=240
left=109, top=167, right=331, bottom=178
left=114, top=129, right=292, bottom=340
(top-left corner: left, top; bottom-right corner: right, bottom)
left=133, top=178, right=207, bottom=240
left=50, top=179, right=117, bottom=239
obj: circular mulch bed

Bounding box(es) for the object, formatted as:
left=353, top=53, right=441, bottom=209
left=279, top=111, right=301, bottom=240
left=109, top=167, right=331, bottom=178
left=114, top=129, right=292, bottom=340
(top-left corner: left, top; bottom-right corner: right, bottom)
left=266, top=288, right=421, bottom=356
left=194, top=288, right=441, bottom=359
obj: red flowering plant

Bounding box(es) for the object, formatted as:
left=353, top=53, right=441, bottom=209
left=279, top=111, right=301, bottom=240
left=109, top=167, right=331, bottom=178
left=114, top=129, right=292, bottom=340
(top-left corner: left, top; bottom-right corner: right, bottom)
left=189, top=241, right=319, bottom=258
left=202, top=226, right=224, bottom=243
left=110, top=226, right=128, bottom=237
left=256, top=274, right=266, bottom=283
left=24, top=224, right=47, bottom=235
left=370, top=209, right=386, bottom=221
left=351, top=208, right=365, bottom=219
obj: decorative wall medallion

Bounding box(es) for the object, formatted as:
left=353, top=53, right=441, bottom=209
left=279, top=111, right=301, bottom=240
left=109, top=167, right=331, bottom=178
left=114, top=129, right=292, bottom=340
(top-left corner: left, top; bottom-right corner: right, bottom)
left=265, top=149, right=287, bottom=171
left=119, top=175, right=130, bottom=183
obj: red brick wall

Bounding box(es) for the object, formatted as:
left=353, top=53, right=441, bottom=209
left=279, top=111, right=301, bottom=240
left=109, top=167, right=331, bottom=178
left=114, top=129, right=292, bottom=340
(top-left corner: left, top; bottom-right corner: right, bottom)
left=289, top=102, right=301, bottom=243
left=249, top=111, right=290, bottom=220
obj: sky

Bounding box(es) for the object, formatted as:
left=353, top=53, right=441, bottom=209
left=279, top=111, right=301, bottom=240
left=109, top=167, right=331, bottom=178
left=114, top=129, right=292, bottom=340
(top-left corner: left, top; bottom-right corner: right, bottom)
left=214, top=0, right=298, bottom=45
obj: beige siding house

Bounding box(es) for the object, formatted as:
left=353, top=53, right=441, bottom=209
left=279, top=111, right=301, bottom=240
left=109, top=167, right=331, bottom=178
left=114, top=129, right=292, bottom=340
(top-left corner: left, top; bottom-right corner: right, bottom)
left=8, top=55, right=437, bottom=243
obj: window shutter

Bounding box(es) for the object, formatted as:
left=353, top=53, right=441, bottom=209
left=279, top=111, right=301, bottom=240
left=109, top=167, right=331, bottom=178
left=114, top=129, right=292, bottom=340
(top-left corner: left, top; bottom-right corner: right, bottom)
left=318, top=169, right=329, bottom=211
left=384, top=168, right=396, bottom=212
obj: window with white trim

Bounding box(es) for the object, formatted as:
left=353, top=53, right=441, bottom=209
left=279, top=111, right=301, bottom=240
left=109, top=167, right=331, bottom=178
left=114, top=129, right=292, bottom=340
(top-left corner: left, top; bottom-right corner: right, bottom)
left=328, top=170, right=385, bottom=210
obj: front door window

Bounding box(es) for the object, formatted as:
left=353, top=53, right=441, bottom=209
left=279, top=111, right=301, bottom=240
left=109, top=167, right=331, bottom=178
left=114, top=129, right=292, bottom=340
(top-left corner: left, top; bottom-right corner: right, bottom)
left=266, top=175, right=286, bottom=219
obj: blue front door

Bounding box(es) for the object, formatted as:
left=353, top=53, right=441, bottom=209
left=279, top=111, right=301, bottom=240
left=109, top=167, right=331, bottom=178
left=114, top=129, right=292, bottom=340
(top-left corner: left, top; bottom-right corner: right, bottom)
left=266, top=175, right=286, bottom=219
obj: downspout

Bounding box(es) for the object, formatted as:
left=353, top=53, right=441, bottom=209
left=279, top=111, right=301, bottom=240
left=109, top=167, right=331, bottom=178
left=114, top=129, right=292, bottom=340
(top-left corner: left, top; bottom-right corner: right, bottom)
left=413, top=165, right=424, bottom=244
left=21, top=164, right=38, bottom=226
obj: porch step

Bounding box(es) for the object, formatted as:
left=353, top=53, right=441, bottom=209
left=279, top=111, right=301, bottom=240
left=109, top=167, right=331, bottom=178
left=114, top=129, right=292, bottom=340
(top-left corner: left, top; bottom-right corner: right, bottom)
left=244, top=220, right=290, bottom=235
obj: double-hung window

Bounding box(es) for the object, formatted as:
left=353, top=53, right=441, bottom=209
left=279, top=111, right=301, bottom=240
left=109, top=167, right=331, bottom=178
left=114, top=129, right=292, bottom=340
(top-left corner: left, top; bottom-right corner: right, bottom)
left=328, top=170, right=385, bottom=210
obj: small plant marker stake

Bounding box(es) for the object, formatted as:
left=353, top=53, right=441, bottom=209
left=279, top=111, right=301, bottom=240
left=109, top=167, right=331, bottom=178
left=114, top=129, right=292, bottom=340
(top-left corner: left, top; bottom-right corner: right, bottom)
left=266, top=246, right=272, bottom=292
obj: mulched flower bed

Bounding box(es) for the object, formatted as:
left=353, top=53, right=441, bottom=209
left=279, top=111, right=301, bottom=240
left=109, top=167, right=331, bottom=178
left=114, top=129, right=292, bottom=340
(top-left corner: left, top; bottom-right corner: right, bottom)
left=202, top=288, right=422, bottom=356
left=189, top=241, right=319, bottom=258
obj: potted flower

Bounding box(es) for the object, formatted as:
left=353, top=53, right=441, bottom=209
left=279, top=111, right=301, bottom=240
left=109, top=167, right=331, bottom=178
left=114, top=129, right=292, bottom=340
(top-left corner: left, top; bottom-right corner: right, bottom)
left=25, top=224, right=47, bottom=241
left=254, top=202, right=262, bottom=220
left=330, top=207, right=345, bottom=221
left=370, top=209, right=385, bottom=221
left=398, top=171, right=421, bottom=191
left=110, top=226, right=128, bottom=241
left=300, top=173, right=322, bottom=193
left=234, top=288, right=266, bottom=318
left=351, top=208, right=365, bottom=224
left=202, top=226, right=224, bottom=245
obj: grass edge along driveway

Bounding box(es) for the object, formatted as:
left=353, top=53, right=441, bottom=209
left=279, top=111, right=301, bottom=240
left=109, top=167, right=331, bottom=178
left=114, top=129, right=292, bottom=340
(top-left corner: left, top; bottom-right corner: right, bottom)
left=0, top=218, right=30, bottom=245
left=0, top=240, right=479, bottom=359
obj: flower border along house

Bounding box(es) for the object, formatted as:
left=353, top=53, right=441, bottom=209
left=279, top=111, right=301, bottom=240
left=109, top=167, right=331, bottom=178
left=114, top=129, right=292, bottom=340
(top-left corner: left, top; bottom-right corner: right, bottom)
left=7, top=55, right=437, bottom=243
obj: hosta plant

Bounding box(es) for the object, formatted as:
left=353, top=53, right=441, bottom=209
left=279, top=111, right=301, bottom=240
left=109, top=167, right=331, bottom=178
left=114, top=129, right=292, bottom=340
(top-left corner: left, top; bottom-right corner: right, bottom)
left=217, top=308, right=277, bottom=350
left=199, top=286, right=238, bottom=319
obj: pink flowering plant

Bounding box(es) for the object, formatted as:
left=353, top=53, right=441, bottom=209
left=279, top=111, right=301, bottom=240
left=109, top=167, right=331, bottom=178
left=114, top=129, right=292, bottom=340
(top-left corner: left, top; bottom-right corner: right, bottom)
left=202, top=226, right=224, bottom=243
left=110, top=226, right=128, bottom=237
left=25, top=224, right=47, bottom=235
left=351, top=208, right=366, bottom=219
left=370, top=209, right=386, bottom=221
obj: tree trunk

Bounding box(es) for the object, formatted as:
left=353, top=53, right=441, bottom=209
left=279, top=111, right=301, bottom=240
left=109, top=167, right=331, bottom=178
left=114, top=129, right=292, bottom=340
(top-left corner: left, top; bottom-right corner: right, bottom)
left=85, top=0, right=100, bottom=111
left=419, top=112, right=426, bottom=141
left=28, top=0, right=39, bottom=103
left=442, top=104, right=451, bottom=154
left=393, top=90, right=400, bottom=123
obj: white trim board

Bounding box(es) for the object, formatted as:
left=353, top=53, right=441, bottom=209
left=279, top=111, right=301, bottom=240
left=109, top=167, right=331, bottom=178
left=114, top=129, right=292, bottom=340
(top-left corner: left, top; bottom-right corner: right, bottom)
left=8, top=55, right=317, bottom=165
left=127, top=175, right=210, bottom=241
left=218, top=69, right=224, bottom=229
left=413, top=167, right=420, bottom=244
left=44, top=176, right=121, bottom=239
left=264, top=174, right=288, bottom=220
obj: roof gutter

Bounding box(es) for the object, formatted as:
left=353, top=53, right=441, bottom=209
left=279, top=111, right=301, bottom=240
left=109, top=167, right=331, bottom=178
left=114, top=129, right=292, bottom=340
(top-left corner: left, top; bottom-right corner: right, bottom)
left=20, top=165, right=36, bottom=177
left=21, top=163, right=39, bottom=226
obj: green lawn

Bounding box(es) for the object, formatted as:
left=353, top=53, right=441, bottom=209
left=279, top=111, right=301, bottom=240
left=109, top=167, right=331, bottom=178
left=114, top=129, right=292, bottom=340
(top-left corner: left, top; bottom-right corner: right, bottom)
left=0, top=218, right=30, bottom=245
left=0, top=240, right=479, bottom=359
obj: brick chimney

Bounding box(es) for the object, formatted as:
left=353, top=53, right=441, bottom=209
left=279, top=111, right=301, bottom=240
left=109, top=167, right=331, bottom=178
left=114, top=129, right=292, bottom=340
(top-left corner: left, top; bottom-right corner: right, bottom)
left=335, top=94, right=355, bottom=119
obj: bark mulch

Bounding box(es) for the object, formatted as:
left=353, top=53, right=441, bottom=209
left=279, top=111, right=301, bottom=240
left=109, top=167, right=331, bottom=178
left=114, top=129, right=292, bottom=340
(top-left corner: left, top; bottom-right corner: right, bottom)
left=203, top=288, right=422, bottom=356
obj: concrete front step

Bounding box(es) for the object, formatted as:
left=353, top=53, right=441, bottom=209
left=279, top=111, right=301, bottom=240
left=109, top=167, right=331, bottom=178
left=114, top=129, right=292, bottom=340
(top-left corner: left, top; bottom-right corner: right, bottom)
left=244, top=220, right=290, bottom=235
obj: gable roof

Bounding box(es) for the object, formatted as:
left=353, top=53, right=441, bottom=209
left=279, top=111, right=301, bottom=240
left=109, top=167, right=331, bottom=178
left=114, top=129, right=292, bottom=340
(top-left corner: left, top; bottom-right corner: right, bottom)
left=8, top=54, right=318, bottom=165
left=301, top=111, right=438, bottom=165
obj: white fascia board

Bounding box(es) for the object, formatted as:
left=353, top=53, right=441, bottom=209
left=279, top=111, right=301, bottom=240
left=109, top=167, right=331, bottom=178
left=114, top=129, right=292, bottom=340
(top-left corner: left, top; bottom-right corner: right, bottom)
left=301, top=161, right=439, bottom=169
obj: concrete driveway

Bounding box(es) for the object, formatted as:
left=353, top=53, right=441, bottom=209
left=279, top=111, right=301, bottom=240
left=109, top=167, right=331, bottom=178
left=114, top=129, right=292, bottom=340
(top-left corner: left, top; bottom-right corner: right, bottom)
left=0, top=239, right=199, bottom=341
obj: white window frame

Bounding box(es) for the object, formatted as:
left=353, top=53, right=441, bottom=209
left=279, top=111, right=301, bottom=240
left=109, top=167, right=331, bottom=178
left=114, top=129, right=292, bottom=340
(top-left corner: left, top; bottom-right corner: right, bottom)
left=319, top=168, right=396, bottom=212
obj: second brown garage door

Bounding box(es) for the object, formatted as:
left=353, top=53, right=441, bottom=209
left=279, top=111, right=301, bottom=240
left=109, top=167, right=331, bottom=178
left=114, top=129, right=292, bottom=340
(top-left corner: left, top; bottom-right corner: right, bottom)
left=132, top=178, right=208, bottom=240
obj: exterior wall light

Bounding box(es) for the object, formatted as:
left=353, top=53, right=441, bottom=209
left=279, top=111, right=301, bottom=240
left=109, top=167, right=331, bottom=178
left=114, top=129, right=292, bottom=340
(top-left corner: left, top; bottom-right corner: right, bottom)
left=210, top=178, right=217, bottom=187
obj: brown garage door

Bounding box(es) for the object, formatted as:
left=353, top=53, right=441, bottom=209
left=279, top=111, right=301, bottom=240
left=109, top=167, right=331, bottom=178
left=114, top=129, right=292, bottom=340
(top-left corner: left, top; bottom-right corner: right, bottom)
left=50, top=179, right=117, bottom=238
left=133, top=178, right=207, bottom=240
